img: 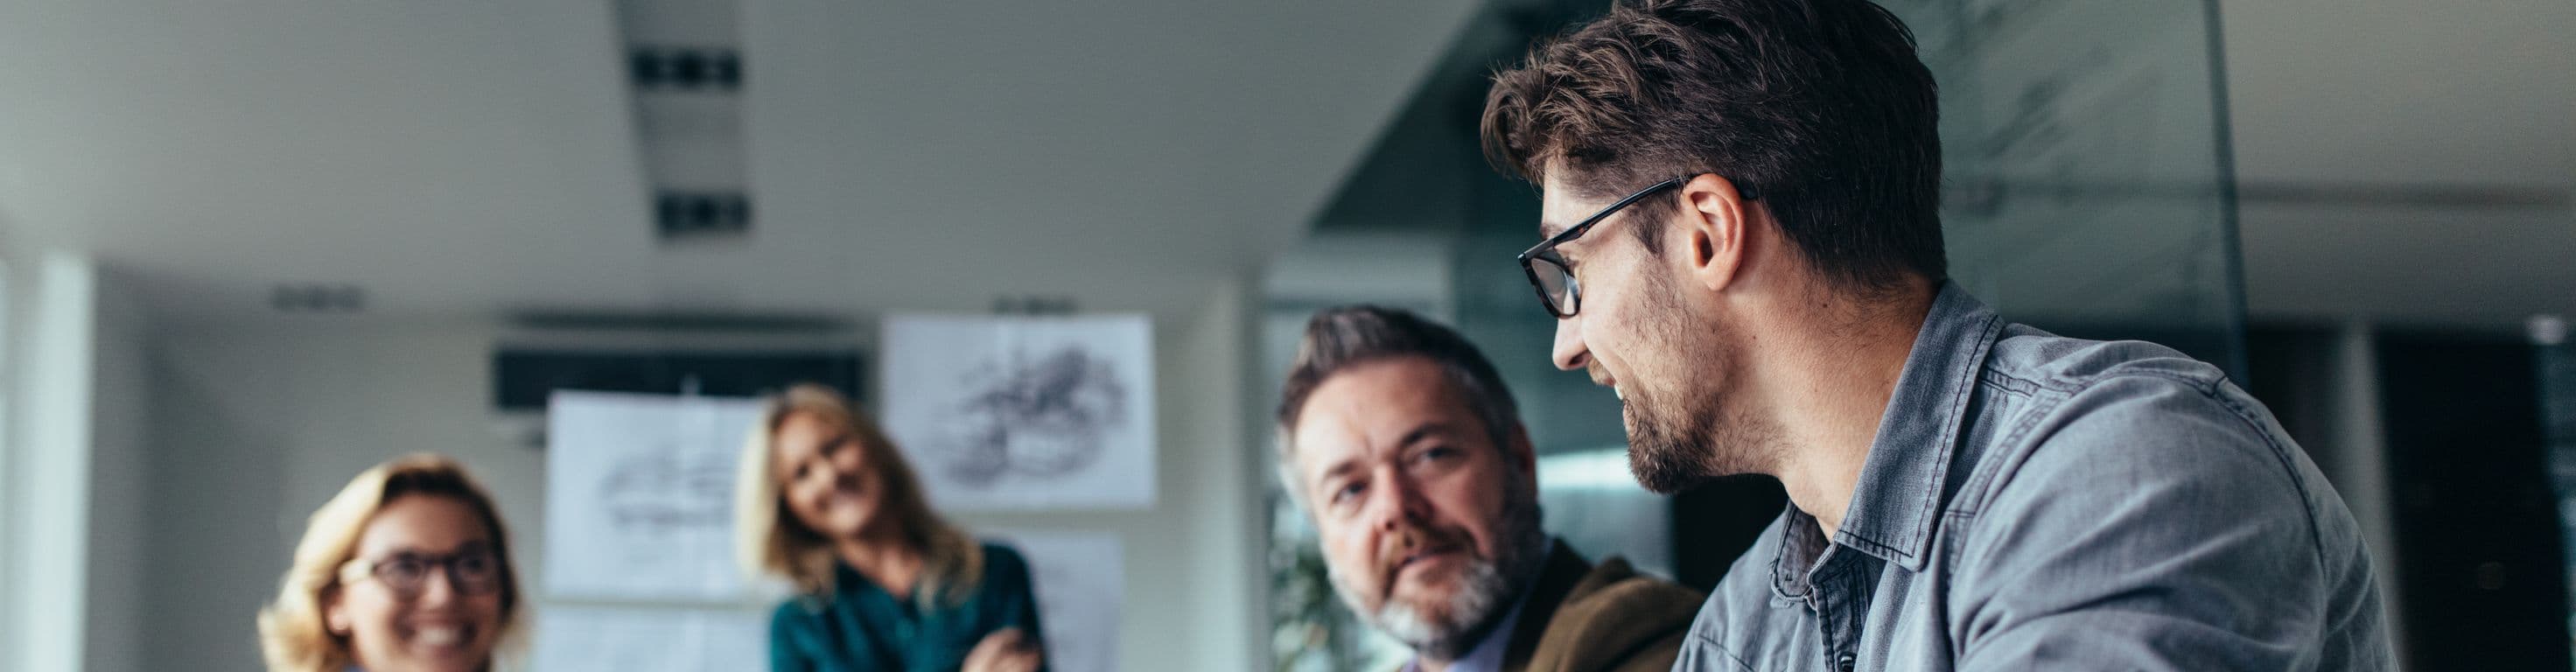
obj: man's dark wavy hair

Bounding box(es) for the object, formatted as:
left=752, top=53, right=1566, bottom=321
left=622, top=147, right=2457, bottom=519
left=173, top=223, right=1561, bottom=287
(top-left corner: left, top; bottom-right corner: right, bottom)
left=1481, top=0, right=1947, bottom=293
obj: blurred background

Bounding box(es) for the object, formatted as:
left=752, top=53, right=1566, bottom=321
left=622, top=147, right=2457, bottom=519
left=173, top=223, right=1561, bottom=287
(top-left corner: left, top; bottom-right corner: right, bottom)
left=0, top=0, right=2567, bottom=670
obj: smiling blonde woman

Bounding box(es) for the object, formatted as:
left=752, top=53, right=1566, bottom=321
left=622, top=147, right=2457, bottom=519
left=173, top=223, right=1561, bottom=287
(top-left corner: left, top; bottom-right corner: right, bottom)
left=736, top=382, right=1046, bottom=672
left=257, top=453, right=523, bottom=672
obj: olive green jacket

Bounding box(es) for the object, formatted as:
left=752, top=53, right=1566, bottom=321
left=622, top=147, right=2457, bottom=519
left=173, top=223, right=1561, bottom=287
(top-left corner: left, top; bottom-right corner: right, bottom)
left=1501, top=539, right=1705, bottom=672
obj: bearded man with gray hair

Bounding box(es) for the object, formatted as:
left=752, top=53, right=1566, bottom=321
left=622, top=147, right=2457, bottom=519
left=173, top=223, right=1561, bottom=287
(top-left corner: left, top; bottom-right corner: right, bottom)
left=1275, top=305, right=1702, bottom=672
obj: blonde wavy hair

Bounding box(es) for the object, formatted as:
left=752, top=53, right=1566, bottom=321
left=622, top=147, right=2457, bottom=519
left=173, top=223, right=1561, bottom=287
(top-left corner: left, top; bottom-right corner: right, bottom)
left=256, top=453, right=524, bottom=672
left=735, top=383, right=984, bottom=606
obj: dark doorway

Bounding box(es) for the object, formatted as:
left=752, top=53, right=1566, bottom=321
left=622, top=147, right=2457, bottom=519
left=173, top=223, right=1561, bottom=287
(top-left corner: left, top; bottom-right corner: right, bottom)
left=2378, top=331, right=2569, bottom=671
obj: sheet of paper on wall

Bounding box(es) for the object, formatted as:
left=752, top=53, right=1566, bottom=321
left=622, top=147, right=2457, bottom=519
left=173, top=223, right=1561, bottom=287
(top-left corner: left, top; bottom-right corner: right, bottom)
left=543, top=390, right=764, bottom=601
left=529, top=606, right=767, bottom=672
left=880, top=314, right=1156, bottom=510
left=988, top=530, right=1124, bottom=672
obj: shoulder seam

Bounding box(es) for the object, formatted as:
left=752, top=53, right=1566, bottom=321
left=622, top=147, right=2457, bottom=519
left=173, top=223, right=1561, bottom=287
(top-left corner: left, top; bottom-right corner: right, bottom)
left=2048, top=361, right=2226, bottom=397
left=2202, top=381, right=2333, bottom=573
left=1977, top=370, right=2331, bottom=573
left=1978, top=368, right=2039, bottom=396
left=1950, top=387, right=2069, bottom=518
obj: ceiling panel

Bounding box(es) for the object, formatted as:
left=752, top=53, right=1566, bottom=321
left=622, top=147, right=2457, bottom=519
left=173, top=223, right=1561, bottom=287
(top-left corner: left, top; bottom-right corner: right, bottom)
left=0, top=0, right=1482, bottom=322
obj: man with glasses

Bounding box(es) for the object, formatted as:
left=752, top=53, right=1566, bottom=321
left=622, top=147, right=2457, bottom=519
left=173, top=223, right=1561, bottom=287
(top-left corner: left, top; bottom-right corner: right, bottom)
left=1479, top=1, right=2393, bottom=669
left=1276, top=305, right=1704, bottom=671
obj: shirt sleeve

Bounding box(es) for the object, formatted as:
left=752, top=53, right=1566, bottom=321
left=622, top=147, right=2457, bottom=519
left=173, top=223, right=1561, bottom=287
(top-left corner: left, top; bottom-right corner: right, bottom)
left=985, top=542, right=1051, bottom=672
left=1950, top=375, right=2336, bottom=670
left=769, top=601, right=822, bottom=672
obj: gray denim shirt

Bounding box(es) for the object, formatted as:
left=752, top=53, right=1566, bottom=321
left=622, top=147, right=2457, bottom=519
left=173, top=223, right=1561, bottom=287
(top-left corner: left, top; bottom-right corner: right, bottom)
left=1677, top=284, right=2393, bottom=671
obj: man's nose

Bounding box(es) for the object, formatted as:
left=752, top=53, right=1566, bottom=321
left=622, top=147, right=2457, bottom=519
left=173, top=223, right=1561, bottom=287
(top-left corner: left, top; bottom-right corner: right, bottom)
left=1368, top=472, right=1431, bottom=536
left=1551, top=315, right=1591, bottom=371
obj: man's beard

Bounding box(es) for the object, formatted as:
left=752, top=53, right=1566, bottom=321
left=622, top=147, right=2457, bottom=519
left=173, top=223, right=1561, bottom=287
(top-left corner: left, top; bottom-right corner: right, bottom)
left=1624, top=383, right=1718, bottom=494
left=1622, top=270, right=1782, bottom=494
left=1328, top=475, right=1547, bottom=662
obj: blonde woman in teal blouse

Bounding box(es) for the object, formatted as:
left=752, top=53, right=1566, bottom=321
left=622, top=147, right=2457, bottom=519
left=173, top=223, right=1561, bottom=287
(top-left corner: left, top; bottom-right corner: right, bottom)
left=736, top=383, right=1046, bottom=672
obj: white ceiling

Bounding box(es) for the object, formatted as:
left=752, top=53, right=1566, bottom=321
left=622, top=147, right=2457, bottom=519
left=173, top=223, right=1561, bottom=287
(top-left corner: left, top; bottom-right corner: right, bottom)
left=2223, top=0, right=2576, bottom=326
left=0, top=0, right=2565, bottom=328
left=0, top=0, right=1481, bottom=323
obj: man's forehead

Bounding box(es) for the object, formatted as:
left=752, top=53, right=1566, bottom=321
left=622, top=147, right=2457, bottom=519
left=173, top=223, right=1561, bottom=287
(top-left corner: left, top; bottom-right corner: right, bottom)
left=1289, top=398, right=1418, bottom=464
left=1287, top=361, right=1477, bottom=476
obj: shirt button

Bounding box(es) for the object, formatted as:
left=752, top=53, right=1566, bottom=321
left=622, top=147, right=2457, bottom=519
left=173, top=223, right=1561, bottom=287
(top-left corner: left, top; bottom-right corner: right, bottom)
left=1836, top=653, right=1856, bottom=672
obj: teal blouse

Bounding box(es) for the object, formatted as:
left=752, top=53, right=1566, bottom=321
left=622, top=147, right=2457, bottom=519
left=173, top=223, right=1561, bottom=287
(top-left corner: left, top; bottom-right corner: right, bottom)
left=767, top=542, right=1046, bottom=672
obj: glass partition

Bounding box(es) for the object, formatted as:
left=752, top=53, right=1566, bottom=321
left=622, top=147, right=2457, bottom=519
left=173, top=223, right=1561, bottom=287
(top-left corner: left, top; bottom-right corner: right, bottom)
left=1883, top=0, right=2246, bottom=374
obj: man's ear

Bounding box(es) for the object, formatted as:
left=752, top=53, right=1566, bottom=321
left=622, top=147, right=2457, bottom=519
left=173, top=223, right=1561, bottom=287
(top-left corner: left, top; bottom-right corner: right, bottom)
left=1673, top=173, right=1756, bottom=293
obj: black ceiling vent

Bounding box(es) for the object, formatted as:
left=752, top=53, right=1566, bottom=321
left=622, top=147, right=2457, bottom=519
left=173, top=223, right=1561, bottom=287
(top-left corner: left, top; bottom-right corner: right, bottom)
left=630, top=46, right=743, bottom=91
left=654, top=189, right=751, bottom=240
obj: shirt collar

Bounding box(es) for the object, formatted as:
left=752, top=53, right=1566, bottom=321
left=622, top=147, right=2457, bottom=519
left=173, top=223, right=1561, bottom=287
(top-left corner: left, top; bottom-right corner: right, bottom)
left=1768, top=503, right=1833, bottom=599
left=1823, top=281, right=2002, bottom=572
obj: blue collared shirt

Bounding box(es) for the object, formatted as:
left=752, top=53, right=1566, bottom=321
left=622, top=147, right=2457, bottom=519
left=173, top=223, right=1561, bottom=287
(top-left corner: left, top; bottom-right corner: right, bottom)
left=1676, top=284, right=2394, bottom=671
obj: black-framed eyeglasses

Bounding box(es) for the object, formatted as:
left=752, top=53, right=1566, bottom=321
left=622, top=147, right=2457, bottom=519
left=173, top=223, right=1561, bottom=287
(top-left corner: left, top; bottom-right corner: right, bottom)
left=1516, top=176, right=1700, bottom=318
left=339, top=545, right=505, bottom=598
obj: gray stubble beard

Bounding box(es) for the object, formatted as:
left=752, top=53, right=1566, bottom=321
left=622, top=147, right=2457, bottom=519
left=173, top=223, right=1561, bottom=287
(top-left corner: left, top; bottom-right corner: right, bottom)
left=1328, top=469, right=1549, bottom=662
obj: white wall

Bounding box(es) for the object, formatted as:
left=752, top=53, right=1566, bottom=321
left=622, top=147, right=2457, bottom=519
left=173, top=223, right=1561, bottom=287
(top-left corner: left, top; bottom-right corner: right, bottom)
left=140, top=313, right=542, bottom=671
left=135, top=279, right=1264, bottom=671
left=86, top=264, right=151, bottom=672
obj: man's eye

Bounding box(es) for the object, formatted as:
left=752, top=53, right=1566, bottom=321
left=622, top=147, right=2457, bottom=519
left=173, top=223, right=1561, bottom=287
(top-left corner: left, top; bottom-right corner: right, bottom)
left=1330, top=481, right=1365, bottom=504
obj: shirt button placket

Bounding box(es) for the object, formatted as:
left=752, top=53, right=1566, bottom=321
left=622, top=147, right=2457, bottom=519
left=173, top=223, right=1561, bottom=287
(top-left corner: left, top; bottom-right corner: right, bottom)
left=1809, top=562, right=1861, bottom=672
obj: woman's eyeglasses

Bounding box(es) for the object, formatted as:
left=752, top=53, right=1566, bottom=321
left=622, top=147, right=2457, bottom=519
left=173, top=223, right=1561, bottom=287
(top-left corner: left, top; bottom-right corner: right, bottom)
left=340, top=545, right=504, bottom=598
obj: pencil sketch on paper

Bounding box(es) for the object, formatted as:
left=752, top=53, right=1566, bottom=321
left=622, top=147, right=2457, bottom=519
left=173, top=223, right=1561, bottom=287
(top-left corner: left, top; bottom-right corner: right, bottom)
left=598, top=441, right=737, bottom=534
left=881, top=315, right=1157, bottom=510
left=936, top=344, right=1130, bottom=486
left=543, top=390, right=764, bottom=601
